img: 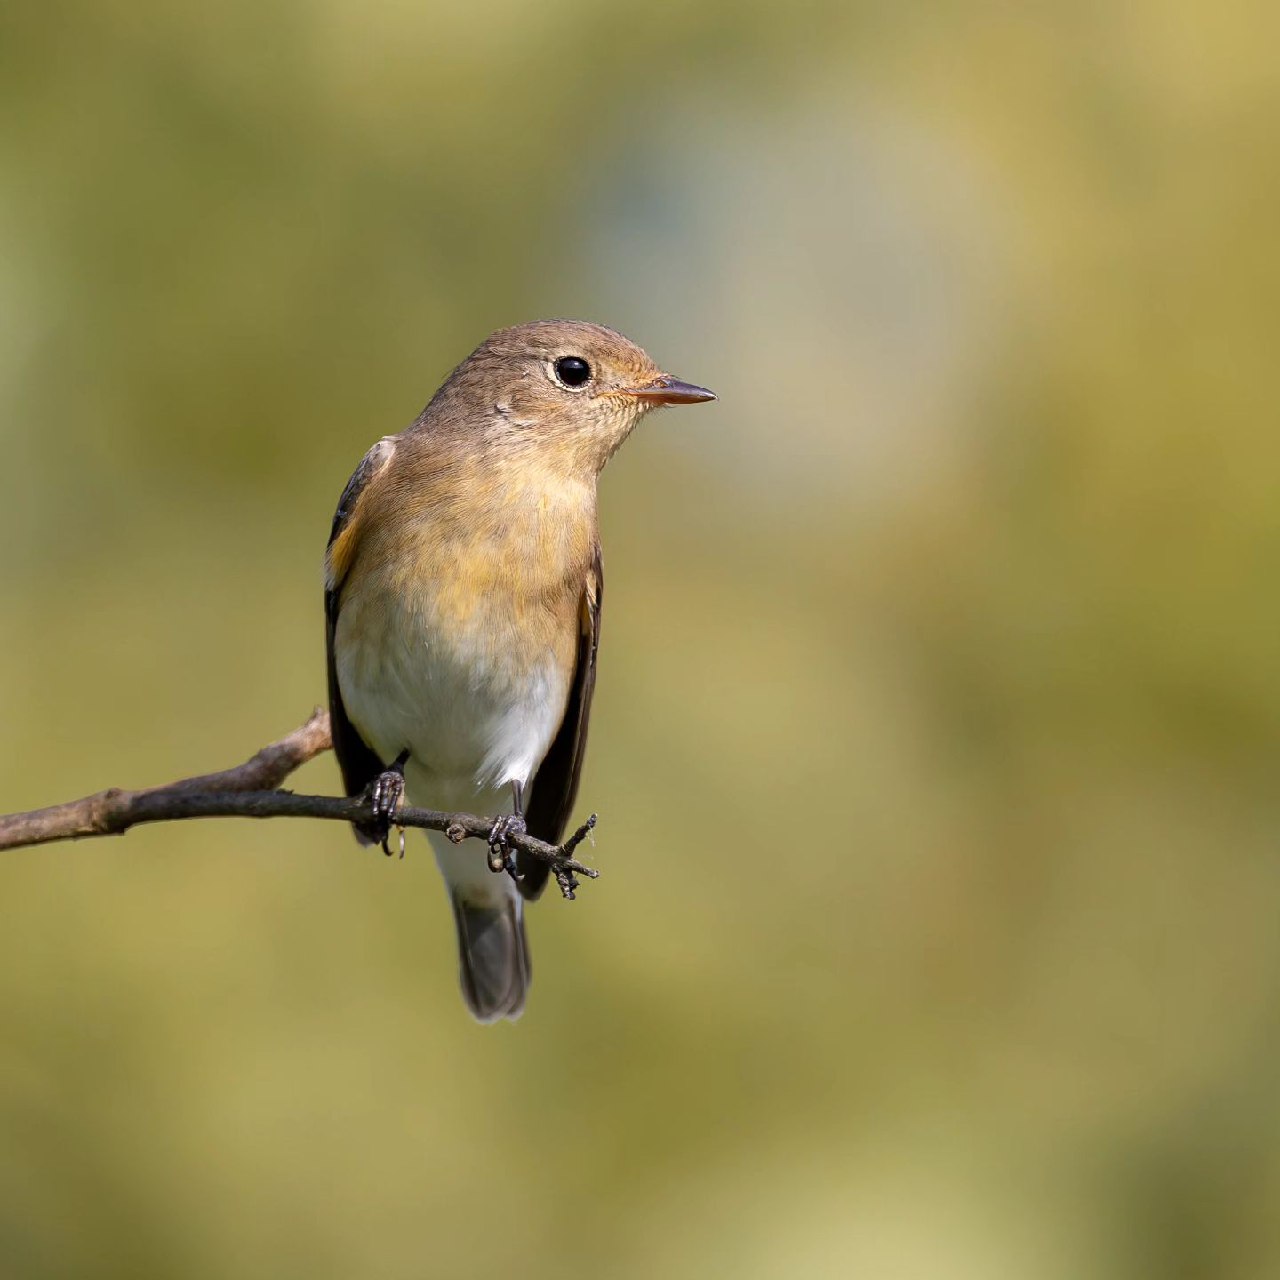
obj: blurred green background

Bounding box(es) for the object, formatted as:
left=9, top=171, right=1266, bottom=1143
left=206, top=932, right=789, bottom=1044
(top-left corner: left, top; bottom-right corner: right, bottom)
left=1, top=1, right=1278, bottom=1276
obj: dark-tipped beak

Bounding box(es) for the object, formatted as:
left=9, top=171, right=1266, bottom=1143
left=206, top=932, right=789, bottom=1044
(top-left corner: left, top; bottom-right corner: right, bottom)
left=621, top=374, right=717, bottom=406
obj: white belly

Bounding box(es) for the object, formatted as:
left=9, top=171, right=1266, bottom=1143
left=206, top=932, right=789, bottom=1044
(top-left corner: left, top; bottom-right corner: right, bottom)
left=334, top=586, right=571, bottom=801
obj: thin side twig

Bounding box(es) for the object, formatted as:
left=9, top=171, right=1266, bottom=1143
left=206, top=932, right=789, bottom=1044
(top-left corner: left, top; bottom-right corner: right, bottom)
left=0, top=710, right=598, bottom=896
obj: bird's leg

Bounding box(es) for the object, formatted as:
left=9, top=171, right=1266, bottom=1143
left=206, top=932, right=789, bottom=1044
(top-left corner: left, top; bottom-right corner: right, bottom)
left=488, top=780, right=527, bottom=877
left=367, top=748, right=410, bottom=858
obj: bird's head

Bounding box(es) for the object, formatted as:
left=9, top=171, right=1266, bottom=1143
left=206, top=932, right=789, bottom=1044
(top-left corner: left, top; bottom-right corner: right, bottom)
left=422, top=319, right=716, bottom=475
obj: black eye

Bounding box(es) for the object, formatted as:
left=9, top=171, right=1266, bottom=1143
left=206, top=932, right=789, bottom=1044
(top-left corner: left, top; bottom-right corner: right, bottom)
left=554, top=355, right=592, bottom=388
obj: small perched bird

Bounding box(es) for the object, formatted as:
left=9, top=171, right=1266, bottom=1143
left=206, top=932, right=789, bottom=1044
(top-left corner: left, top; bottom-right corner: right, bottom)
left=324, top=320, right=715, bottom=1022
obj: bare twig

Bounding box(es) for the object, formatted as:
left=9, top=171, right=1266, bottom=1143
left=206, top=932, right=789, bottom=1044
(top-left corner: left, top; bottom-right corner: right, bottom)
left=0, top=710, right=598, bottom=897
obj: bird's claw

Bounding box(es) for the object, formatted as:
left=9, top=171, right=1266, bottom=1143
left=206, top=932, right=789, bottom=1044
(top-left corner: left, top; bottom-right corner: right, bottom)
left=366, top=768, right=406, bottom=857
left=488, top=813, right=527, bottom=879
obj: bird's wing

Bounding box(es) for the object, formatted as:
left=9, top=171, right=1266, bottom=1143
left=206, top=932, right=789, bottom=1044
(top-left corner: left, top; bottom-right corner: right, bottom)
left=519, top=544, right=603, bottom=899
left=324, top=436, right=397, bottom=806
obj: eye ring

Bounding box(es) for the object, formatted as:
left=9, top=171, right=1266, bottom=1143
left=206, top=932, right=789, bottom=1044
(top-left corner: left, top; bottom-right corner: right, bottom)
left=553, top=355, right=592, bottom=389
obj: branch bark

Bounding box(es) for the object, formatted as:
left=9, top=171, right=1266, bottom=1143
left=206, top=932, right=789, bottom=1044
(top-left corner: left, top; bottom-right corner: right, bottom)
left=0, top=710, right=598, bottom=899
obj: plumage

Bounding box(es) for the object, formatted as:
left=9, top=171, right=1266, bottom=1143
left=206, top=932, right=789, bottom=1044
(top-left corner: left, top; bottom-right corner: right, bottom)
left=520, top=547, right=602, bottom=899
left=323, top=319, right=714, bottom=1021
left=325, top=436, right=398, bottom=842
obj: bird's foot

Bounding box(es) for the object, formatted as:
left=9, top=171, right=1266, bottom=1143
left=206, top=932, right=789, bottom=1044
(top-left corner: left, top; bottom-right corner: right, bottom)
left=553, top=814, right=598, bottom=900
left=488, top=813, right=527, bottom=878
left=365, top=768, right=407, bottom=857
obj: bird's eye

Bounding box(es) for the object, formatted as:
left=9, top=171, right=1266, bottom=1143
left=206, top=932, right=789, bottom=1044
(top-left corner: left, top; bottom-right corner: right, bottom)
left=553, top=355, right=592, bottom=388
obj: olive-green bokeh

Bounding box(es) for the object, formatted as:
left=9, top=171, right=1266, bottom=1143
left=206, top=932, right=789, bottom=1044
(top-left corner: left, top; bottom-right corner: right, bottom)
left=2, top=2, right=1278, bottom=1276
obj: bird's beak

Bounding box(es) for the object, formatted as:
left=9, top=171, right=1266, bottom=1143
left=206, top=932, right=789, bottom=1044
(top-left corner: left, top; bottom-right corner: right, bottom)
left=620, top=374, right=717, bottom=406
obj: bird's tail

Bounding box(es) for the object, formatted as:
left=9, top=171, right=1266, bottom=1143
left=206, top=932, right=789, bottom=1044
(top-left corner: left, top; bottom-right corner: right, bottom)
left=449, top=892, right=530, bottom=1023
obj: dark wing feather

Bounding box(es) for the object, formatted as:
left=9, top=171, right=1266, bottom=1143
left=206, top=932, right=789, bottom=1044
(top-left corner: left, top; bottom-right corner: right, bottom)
left=519, top=545, right=603, bottom=899
left=325, top=438, right=396, bottom=835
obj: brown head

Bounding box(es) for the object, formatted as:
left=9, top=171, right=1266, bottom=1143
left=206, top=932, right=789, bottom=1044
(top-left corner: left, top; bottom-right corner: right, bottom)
left=414, top=319, right=715, bottom=476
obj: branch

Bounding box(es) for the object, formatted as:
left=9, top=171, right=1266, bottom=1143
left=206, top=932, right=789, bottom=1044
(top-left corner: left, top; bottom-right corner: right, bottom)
left=0, top=709, right=598, bottom=899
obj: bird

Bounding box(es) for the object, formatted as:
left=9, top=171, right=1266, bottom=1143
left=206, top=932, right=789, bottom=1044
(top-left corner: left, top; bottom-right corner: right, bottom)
left=323, top=320, right=715, bottom=1022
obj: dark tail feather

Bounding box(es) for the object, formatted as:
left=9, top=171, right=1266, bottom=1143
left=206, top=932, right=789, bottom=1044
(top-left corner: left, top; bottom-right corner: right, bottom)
left=450, top=894, right=530, bottom=1023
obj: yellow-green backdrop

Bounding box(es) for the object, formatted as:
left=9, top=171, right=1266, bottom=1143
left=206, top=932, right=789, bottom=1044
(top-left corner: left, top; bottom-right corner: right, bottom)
left=1, top=2, right=1277, bottom=1276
